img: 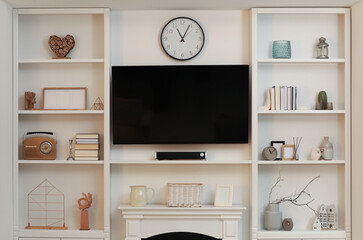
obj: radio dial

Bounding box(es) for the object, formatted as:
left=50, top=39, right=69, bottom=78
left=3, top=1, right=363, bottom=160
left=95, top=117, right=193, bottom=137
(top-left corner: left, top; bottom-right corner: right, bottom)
left=40, top=141, right=53, bottom=154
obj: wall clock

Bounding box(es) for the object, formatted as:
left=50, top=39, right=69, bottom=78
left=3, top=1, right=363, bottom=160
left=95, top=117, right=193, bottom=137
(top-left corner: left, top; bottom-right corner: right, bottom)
left=160, top=17, right=205, bottom=61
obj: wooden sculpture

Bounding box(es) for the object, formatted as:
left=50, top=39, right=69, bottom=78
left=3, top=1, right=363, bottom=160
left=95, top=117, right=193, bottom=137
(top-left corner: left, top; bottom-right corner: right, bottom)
left=90, top=97, right=104, bottom=110
left=48, top=35, right=75, bottom=59
left=78, top=192, right=93, bottom=230
left=25, top=92, right=36, bottom=110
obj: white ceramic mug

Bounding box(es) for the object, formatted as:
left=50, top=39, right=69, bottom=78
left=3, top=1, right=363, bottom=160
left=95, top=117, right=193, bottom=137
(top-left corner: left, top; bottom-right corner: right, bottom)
left=129, top=185, right=155, bottom=207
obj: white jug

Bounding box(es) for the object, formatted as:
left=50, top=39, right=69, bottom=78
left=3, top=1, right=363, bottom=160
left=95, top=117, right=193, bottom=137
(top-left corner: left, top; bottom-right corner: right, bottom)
left=129, top=185, right=155, bottom=207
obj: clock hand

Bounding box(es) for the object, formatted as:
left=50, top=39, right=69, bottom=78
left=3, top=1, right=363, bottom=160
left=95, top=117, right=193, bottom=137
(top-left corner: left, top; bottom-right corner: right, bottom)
left=177, top=28, right=185, bottom=42
left=182, top=25, right=190, bottom=40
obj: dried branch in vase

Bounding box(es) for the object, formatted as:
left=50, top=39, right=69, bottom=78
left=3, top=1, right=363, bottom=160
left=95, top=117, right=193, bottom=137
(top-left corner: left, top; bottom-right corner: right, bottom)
left=269, top=174, right=320, bottom=215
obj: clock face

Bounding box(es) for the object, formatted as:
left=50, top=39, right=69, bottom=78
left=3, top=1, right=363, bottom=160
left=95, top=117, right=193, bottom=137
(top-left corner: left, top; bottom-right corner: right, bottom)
left=263, top=146, right=277, bottom=161
left=161, top=17, right=205, bottom=61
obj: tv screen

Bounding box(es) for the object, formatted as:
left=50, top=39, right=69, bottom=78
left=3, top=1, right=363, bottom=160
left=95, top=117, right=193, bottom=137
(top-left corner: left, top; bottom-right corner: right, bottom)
left=112, top=65, right=249, bottom=144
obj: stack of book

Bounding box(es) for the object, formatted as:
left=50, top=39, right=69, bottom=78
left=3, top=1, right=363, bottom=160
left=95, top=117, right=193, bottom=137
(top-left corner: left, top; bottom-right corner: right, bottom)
left=74, top=133, right=100, bottom=160
left=269, top=86, right=298, bottom=111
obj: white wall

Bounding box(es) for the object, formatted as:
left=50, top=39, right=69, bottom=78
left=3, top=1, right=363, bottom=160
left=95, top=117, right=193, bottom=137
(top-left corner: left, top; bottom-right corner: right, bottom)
left=110, top=10, right=251, bottom=240
left=0, top=0, right=13, bottom=239
left=351, top=1, right=363, bottom=239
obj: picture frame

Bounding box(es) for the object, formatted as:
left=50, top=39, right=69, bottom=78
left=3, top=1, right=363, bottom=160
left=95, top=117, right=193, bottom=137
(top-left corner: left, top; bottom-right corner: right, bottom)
left=282, top=145, right=295, bottom=160
left=271, top=141, right=285, bottom=160
left=214, top=184, right=233, bottom=207
left=42, top=87, right=87, bottom=110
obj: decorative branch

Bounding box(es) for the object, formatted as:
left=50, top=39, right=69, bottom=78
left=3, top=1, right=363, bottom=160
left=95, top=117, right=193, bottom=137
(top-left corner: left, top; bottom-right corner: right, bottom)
left=269, top=175, right=320, bottom=215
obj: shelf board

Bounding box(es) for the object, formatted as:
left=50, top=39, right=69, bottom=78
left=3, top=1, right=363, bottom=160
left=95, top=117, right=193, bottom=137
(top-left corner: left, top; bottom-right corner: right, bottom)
left=18, top=110, right=104, bottom=115
left=110, top=160, right=252, bottom=165
left=258, top=110, right=345, bottom=115
left=18, top=160, right=104, bottom=164
left=19, top=229, right=104, bottom=238
left=258, top=58, right=345, bottom=63
left=257, top=229, right=346, bottom=239
left=258, top=160, right=345, bottom=165
left=18, top=58, right=104, bottom=64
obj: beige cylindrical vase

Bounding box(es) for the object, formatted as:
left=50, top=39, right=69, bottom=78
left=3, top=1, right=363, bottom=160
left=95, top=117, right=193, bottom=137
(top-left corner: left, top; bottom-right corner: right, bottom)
left=264, top=203, right=282, bottom=230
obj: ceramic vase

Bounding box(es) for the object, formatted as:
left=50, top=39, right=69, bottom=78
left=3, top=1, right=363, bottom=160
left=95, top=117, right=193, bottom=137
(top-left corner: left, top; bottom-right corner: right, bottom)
left=320, top=136, right=333, bottom=160
left=264, top=203, right=282, bottom=230
left=272, top=40, right=291, bottom=59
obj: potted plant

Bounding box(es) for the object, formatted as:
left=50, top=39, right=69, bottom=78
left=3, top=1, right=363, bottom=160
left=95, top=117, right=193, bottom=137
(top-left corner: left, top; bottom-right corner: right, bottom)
left=265, top=175, right=320, bottom=230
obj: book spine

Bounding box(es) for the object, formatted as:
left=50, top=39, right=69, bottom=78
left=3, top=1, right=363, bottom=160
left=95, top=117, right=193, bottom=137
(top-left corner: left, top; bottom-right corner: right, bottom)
left=270, top=87, right=275, bottom=111
left=291, top=87, right=296, bottom=110
left=275, top=86, right=281, bottom=111
left=74, top=144, right=100, bottom=150
left=280, top=86, right=285, bottom=111
left=76, top=135, right=99, bottom=139
left=287, top=86, right=292, bottom=110
left=294, top=87, right=297, bottom=110
left=74, top=157, right=99, bottom=161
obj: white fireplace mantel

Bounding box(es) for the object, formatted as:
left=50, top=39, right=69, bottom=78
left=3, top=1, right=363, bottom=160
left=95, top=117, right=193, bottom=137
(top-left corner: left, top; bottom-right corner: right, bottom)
left=118, top=204, right=246, bottom=240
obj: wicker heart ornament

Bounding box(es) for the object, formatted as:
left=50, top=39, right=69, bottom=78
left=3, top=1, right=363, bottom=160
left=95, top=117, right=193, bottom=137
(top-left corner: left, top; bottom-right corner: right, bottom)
left=48, top=35, right=75, bottom=58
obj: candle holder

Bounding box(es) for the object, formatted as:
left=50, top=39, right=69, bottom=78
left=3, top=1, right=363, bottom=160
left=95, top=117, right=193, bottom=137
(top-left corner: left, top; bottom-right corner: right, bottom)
left=317, top=37, right=329, bottom=59
left=67, top=139, right=74, bottom=160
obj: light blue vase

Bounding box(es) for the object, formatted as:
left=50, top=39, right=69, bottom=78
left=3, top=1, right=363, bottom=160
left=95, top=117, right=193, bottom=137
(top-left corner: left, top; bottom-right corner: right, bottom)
left=272, top=40, right=291, bottom=59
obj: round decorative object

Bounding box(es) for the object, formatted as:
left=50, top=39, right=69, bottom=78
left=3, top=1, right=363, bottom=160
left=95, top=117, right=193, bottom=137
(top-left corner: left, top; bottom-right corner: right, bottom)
left=161, top=17, right=205, bottom=61
left=48, top=34, right=75, bottom=59
left=282, top=218, right=294, bottom=231
left=40, top=141, right=53, bottom=154
left=272, top=40, right=291, bottom=59
left=310, top=147, right=321, bottom=160
left=263, top=146, right=277, bottom=160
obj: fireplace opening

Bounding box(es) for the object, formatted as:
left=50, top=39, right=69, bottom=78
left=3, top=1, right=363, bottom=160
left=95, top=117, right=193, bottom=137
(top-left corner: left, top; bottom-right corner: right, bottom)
left=142, top=232, right=222, bottom=240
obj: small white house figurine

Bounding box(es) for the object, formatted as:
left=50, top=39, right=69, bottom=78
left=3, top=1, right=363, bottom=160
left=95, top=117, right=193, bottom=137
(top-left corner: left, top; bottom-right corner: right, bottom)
left=328, top=204, right=337, bottom=230
left=313, top=216, right=321, bottom=231
left=319, top=204, right=328, bottom=230
left=311, top=147, right=322, bottom=160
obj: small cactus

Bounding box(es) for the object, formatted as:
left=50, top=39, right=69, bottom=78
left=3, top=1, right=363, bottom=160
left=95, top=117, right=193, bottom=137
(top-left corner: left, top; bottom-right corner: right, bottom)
left=318, top=91, right=328, bottom=110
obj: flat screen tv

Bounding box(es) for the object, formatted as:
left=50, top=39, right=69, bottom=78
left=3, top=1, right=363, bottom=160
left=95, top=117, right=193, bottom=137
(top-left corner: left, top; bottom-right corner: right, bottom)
left=112, top=65, right=249, bottom=144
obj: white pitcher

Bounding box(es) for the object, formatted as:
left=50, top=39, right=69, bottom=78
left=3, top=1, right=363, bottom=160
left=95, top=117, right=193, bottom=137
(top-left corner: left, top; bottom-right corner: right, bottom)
left=129, top=185, right=155, bottom=207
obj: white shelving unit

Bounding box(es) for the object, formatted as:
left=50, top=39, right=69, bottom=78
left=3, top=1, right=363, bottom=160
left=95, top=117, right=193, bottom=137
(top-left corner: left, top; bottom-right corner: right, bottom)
left=11, top=7, right=351, bottom=240
left=251, top=8, right=350, bottom=240
left=13, top=8, right=110, bottom=240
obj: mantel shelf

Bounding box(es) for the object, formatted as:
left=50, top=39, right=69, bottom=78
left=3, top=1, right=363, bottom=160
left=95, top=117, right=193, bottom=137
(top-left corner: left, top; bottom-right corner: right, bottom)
left=19, top=229, right=104, bottom=238
left=110, top=160, right=252, bottom=165
left=18, top=110, right=104, bottom=115
left=258, top=160, right=345, bottom=165
left=257, top=229, right=346, bottom=239
left=18, top=160, right=104, bottom=164
left=118, top=204, right=247, bottom=215
left=18, top=58, right=104, bottom=64
left=258, top=58, right=345, bottom=63
left=258, top=110, right=345, bottom=115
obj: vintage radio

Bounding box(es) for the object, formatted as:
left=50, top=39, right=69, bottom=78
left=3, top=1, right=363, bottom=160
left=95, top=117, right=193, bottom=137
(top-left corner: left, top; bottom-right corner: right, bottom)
left=23, top=132, right=57, bottom=160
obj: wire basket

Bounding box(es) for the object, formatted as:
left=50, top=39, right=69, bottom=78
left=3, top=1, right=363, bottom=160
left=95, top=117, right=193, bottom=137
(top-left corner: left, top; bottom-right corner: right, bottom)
left=167, top=183, right=203, bottom=207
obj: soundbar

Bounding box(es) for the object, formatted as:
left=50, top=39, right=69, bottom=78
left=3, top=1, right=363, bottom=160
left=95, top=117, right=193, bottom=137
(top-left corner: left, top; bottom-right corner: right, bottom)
left=155, top=152, right=207, bottom=160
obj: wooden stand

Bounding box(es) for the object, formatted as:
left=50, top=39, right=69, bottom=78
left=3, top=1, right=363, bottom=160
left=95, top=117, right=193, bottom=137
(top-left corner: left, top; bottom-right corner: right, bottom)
left=78, top=192, right=93, bottom=230
left=80, top=210, right=90, bottom=230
